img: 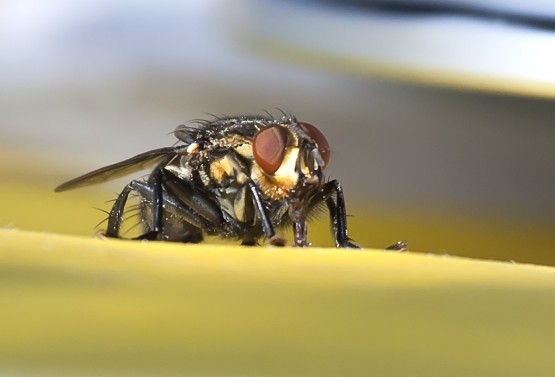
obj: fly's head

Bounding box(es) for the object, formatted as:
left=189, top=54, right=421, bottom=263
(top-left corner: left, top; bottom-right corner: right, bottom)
left=251, top=120, right=330, bottom=207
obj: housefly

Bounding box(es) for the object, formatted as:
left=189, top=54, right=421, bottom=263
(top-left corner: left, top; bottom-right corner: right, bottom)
left=55, top=114, right=359, bottom=247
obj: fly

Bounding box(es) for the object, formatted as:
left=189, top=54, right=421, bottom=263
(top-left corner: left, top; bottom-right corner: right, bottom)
left=55, top=114, right=359, bottom=248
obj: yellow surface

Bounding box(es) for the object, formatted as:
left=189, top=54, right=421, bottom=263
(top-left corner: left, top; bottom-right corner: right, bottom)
left=1, top=178, right=554, bottom=266
left=1, top=228, right=555, bottom=376
left=1, top=162, right=555, bottom=375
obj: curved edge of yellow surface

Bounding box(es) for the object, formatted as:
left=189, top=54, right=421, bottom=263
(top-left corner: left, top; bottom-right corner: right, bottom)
left=1, top=228, right=555, bottom=376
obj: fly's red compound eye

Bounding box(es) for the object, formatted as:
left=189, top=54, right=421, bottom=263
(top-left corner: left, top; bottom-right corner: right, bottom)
left=299, top=122, right=330, bottom=168
left=253, top=125, right=289, bottom=175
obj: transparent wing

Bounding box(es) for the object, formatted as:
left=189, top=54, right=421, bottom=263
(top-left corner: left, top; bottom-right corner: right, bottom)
left=55, top=147, right=178, bottom=192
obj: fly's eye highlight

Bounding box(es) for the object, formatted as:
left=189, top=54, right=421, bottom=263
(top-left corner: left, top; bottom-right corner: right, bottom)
left=299, top=122, right=330, bottom=168
left=253, top=125, right=289, bottom=175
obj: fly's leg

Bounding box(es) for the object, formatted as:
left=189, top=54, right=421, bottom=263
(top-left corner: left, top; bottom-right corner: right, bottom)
left=104, top=174, right=161, bottom=240
left=287, top=196, right=310, bottom=247
left=240, top=238, right=258, bottom=246
left=133, top=179, right=210, bottom=242
left=105, top=184, right=134, bottom=238
left=321, top=180, right=360, bottom=248
left=104, top=178, right=162, bottom=240
left=135, top=166, right=164, bottom=240
left=162, top=169, right=249, bottom=241
left=386, top=241, right=408, bottom=251
left=137, top=171, right=245, bottom=242
left=105, top=167, right=207, bottom=242
left=162, top=170, right=226, bottom=231
left=106, top=174, right=275, bottom=243
left=292, top=220, right=309, bottom=247
left=247, top=181, right=275, bottom=239
left=268, top=233, right=287, bottom=247
left=105, top=179, right=206, bottom=242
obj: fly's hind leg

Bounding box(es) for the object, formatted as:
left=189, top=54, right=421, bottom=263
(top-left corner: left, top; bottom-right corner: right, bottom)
left=105, top=183, right=134, bottom=238
left=132, top=165, right=208, bottom=242
left=138, top=169, right=241, bottom=243
left=104, top=177, right=205, bottom=242
left=104, top=177, right=166, bottom=240
left=132, top=179, right=211, bottom=243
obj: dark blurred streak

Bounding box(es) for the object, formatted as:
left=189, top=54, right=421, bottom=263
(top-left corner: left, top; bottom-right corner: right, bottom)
left=300, top=0, right=555, bottom=31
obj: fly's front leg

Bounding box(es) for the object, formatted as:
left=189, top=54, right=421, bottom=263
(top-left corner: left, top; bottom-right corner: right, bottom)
left=288, top=196, right=310, bottom=247
left=322, top=180, right=360, bottom=248
left=292, top=220, right=308, bottom=247
left=247, top=181, right=275, bottom=239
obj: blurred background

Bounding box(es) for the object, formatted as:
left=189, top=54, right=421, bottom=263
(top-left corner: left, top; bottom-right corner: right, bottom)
left=1, top=0, right=554, bottom=264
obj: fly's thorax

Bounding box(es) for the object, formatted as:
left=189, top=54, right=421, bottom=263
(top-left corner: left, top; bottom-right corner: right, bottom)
left=189, top=138, right=257, bottom=225
left=165, top=134, right=254, bottom=185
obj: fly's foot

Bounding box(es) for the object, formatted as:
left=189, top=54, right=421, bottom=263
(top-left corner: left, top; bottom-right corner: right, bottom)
left=134, top=231, right=159, bottom=241
left=339, top=240, right=361, bottom=249
left=385, top=241, right=408, bottom=252
left=269, top=233, right=287, bottom=247
left=241, top=239, right=259, bottom=246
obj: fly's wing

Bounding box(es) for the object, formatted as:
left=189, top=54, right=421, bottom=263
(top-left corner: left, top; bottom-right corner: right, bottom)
left=55, top=147, right=179, bottom=192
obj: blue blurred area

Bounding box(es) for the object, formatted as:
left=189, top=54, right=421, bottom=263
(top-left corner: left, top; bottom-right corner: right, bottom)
left=1, top=1, right=230, bottom=83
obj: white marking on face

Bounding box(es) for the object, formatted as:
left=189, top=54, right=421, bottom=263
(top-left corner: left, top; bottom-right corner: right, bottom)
left=272, top=147, right=300, bottom=187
